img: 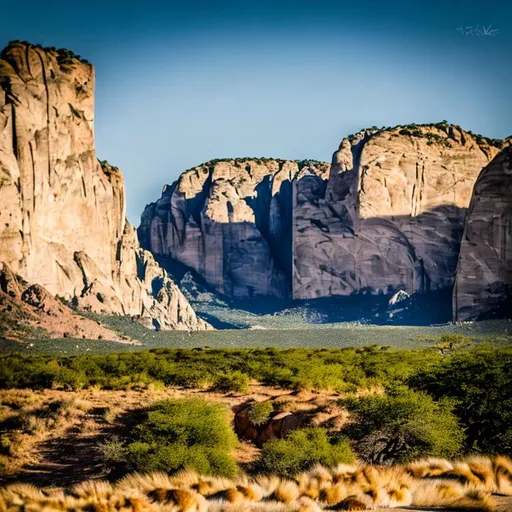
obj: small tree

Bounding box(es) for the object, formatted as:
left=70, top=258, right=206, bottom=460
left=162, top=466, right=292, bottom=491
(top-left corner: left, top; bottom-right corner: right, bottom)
left=410, top=348, right=512, bottom=454
left=342, top=388, right=464, bottom=464
left=432, top=334, right=471, bottom=355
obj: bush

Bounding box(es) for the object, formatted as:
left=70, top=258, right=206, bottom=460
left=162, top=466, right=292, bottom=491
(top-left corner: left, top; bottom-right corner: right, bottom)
left=247, top=401, right=274, bottom=426
left=410, top=347, right=512, bottom=454
left=98, top=436, right=125, bottom=465
left=259, top=427, right=354, bottom=477
left=342, top=388, right=464, bottom=464
left=0, top=347, right=444, bottom=392
left=212, top=371, right=249, bottom=393
left=123, top=398, right=238, bottom=477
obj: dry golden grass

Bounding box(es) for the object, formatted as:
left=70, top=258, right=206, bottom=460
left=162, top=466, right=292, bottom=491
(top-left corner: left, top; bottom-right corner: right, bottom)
left=0, top=390, right=91, bottom=475
left=1, top=389, right=511, bottom=511
left=0, top=387, right=350, bottom=484
left=1, top=456, right=510, bottom=511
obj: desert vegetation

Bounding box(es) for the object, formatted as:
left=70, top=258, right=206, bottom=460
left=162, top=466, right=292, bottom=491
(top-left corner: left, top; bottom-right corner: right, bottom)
left=0, top=344, right=445, bottom=392
left=0, top=343, right=511, bottom=510
left=0, top=391, right=90, bottom=475
left=4, top=40, right=91, bottom=66
left=345, top=121, right=505, bottom=149
left=104, top=398, right=239, bottom=478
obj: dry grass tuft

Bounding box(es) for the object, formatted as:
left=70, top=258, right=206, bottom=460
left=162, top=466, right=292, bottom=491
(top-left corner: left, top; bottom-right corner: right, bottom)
left=1, top=455, right=512, bottom=510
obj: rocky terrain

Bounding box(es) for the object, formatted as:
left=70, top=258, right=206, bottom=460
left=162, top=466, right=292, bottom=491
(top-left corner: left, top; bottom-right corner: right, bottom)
left=0, top=39, right=509, bottom=330
left=454, top=146, right=512, bottom=320
left=0, top=263, right=125, bottom=342
left=140, top=124, right=509, bottom=320
left=0, top=41, right=210, bottom=334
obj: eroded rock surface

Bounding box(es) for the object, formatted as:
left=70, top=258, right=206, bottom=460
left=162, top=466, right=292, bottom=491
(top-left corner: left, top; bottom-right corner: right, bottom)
left=140, top=125, right=501, bottom=304
left=0, top=41, right=210, bottom=331
left=454, top=146, right=512, bottom=320
left=139, top=159, right=329, bottom=298
left=0, top=263, right=125, bottom=342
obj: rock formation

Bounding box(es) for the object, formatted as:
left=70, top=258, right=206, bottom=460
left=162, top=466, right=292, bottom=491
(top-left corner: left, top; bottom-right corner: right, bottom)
left=0, top=263, right=125, bottom=342
left=140, top=125, right=502, bottom=307
left=0, top=41, right=210, bottom=331
left=139, top=159, right=330, bottom=298
left=454, top=146, right=512, bottom=320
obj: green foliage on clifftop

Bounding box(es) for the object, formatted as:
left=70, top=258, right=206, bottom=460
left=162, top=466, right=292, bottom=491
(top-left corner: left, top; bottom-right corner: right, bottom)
left=5, top=40, right=91, bottom=66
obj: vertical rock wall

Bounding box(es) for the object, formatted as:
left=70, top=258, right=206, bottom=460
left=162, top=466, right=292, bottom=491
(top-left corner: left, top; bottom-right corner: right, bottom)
left=0, top=41, right=210, bottom=330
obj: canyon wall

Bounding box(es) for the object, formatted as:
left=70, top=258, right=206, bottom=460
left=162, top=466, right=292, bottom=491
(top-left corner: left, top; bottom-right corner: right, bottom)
left=0, top=41, right=209, bottom=330
left=140, top=125, right=502, bottom=305
left=139, top=159, right=329, bottom=298
left=454, top=146, right=512, bottom=320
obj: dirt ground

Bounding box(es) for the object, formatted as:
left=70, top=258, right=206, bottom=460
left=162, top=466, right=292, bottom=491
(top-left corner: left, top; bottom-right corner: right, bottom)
left=0, top=385, right=328, bottom=487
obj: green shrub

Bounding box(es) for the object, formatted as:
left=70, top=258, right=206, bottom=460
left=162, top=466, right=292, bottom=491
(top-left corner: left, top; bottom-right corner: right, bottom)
left=248, top=401, right=274, bottom=426
left=431, top=334, right=471, bottom=355
left=123, top=398, right=238, bottom=477
left=342, top=388, right=464, bottom=464
left=410, top=347, right=512, bottom=454
left=98, top=436, right=126, bottom=465
left=0, top=347, right=441, bottom=392
left=259, top=427, right=354, bottom=477
left=212, top=371, right=249, bottom=393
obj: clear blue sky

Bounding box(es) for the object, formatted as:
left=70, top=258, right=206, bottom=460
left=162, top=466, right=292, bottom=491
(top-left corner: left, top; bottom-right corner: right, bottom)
left=1, top=0, right=511, bottom=223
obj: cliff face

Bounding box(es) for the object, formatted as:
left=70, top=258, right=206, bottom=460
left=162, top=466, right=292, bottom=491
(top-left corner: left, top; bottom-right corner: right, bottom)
left=0, top=41, right=209, bottom=331
left=454, top=146, right=512, bottom=320
left=139, top=159, right=330, bottom=298
left=294, top=126, right=501, bottom=299
left=140, top=125, right=501, bottom=303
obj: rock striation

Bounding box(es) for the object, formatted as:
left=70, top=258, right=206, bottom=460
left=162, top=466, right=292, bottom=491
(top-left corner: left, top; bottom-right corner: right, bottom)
left=454, top=146, right=512, bottom=320
left=140, top=125, right=502, bottom=306
left=0, top=41, right=210, bottom=331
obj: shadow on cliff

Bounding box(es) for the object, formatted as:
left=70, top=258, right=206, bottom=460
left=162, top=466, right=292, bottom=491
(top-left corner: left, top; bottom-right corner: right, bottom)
left=141, top=180, right=473, bottom=327
left=151, top=253, right=455, bottom=328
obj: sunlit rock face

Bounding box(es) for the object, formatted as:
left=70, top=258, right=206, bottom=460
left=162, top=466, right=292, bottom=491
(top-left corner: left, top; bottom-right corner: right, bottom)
left=140, top=125, right=501, bottom=308
left=0, top=41, right=210, bottom=330
left=139, top=159, right=330, bottom=299
left=454, top=146, right=512, bottom=321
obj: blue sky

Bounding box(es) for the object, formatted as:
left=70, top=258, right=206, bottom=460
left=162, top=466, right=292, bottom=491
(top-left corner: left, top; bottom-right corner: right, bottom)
left=1, top=0, right=511, bottom=223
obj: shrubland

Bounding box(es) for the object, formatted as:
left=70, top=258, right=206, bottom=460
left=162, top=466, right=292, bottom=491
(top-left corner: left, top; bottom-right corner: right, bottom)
left=0, top=344, right=511, bottom=486
left=0, top=345, right=442, bottom=392
left=102, top=398, right=238, bottom=477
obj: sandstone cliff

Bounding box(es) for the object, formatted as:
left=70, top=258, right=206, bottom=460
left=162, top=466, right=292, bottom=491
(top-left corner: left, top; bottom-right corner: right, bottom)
left=454, top=146, right=512, bottom=320
left=0, top=41, right=210, bottom=331
left=140, top=124, right=502, bottom=305
left=293, top=125, right=501, bottom=299
left=139, top=159, right=330, bottom=298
